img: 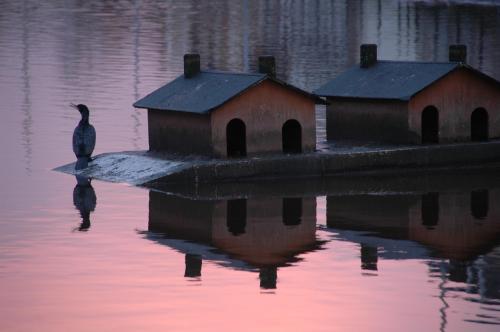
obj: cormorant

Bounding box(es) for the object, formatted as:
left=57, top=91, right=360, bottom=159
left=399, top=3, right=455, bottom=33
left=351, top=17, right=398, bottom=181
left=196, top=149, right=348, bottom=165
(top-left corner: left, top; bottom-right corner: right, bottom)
left=71, top=103, right=96, bottom=170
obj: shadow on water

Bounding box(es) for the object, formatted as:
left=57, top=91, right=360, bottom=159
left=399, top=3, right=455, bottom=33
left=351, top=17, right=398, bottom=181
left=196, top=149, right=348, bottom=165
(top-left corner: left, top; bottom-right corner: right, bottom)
left=72, top=175, right=96, bottom=232
left=142, top=169, right=500, bottom=303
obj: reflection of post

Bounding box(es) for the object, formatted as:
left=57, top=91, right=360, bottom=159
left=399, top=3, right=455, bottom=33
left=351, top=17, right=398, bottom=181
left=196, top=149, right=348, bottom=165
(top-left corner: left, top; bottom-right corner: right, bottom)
left=361, top=244, right=378, bottom=271
left=242, top=0, right=249, bottom=72
left=22, top=1, right=33, bottom=174
left=438, top=260, right=449, bottom=332
left=131, top=0, right=142, bottom=149
left=73, top=175, right=97, bottom=231
left=259, top=266, right=277, bottom=289
left=184, top=254, right=202, bottom=278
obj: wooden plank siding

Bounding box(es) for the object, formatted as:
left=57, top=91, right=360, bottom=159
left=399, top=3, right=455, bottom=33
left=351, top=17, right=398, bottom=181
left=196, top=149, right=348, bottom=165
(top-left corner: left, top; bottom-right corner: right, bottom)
left=409, top=68, right=500, bottom=143
left=211, top=80, right=316, bottom=157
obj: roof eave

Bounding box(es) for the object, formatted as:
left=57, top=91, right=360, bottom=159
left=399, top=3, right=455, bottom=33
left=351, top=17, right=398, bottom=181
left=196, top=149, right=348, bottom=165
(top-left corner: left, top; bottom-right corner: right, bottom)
left=319, top=95, right=410, bottom=102
left=134, top=72, right=327, bottom=112
left=460, top=63, right=500, bottom=87
left=267, top=76, right=327, bottom=104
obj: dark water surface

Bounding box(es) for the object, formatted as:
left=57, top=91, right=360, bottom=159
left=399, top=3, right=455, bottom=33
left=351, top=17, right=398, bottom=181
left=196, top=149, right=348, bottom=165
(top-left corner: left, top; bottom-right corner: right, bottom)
left=1, top=1, right=500, bottom=331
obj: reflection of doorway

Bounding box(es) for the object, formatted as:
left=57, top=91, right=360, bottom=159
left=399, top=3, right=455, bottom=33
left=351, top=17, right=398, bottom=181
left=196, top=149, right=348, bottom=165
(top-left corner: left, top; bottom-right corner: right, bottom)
left=226, top=119, right=246, bottom=157
left=282, top=198, right=302, bottom=226
left=227, top=199, right=246, bottom=236
left=282, top=119, right=302, bottom=153
left=421, top=106, right=439, bottom=144
left=471, top=190, right=488, bottom=220
left=422, top=192, right=439, bottom=229
left=471, top=108, right=488, bottom=141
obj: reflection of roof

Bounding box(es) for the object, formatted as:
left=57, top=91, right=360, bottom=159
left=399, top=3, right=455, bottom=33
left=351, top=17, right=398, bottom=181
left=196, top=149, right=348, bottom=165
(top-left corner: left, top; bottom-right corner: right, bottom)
left=134, top=71, right=320, bottom=113
left=323, top=227, right=430, bottom=260
left=143, top=232, right=324, bottom=270
left=314, top=62, right=499, bottom=101
left=143, top=233, right=256, bottom=272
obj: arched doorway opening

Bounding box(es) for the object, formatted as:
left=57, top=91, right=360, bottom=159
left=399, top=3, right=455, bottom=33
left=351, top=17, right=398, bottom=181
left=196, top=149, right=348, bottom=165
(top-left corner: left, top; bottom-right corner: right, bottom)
left=421, top=106, right=439, bottom=144
left=471, top=108, right=488, bottom=141
left=282, top=119, right=302, bottom=153
left=226, top=119, right=246, bottom=157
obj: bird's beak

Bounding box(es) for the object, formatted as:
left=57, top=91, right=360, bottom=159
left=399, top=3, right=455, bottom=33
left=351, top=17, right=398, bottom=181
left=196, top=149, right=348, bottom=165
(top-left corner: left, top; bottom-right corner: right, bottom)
left=70, top=103, right=78, bottom=110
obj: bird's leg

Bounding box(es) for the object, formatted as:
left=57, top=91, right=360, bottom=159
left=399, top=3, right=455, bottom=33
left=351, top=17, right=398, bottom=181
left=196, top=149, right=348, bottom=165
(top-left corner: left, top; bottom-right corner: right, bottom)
left=75, top=157, right=89, bottom=170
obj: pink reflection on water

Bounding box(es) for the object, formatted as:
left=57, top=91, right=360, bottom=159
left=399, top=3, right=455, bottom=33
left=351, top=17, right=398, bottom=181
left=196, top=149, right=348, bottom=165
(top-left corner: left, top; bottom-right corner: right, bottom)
left=2, top=177, right=498, bottom=331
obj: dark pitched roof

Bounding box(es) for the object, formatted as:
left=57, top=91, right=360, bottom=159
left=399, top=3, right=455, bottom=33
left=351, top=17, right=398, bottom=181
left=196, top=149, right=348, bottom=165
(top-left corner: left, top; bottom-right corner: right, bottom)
left=314, top=61, right=469, bottom=101
left=134, top=71, right=321, bottom=113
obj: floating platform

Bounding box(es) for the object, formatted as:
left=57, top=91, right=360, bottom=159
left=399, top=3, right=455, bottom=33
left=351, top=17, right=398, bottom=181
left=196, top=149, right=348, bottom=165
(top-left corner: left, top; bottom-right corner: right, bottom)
left=54, top=140, right=500, bottom=187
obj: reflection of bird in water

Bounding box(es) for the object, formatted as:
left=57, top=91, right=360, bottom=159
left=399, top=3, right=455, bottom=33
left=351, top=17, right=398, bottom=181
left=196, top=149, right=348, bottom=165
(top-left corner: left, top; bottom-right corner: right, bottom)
left=73, top=175, right=97, bottom=232
left=71, top=104, right=96, bottom=170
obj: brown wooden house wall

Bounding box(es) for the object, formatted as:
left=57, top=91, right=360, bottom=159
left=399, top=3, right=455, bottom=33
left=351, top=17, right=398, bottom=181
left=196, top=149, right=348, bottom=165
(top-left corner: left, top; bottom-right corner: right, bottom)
left=148, top=109, right=213, bottom=155
left=408, top=68, right=500, bottom=143
left=211, top=80, right=316, bottom=157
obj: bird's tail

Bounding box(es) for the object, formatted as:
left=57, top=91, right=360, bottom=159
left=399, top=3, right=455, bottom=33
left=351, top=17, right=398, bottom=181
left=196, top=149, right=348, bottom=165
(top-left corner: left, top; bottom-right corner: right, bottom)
left=75, top=157, right=89, bottom=170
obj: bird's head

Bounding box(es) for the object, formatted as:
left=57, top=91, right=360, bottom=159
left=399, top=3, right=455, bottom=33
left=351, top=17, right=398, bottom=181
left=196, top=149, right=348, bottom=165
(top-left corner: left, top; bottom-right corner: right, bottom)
left=71, top=103, right=90, bottom=121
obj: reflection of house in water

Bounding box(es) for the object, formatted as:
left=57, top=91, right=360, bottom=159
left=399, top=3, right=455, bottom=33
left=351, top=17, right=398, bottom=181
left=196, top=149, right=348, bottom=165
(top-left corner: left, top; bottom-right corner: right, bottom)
left=408, top=190, right=500, bottom=260
left=326, top=186, right=500, bottom=301
left=147, top=191, right=322, bottom=289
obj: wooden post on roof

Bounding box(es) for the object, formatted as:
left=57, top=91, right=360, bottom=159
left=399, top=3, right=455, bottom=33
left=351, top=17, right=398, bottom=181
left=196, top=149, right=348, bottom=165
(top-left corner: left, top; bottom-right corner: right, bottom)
left=449, top=45, right=467, bottom=63
left=184, top=53, right=200, bottom=78
left=258, top=55, right=276, bottom=78
left=360, top=44, right=377, bottom=68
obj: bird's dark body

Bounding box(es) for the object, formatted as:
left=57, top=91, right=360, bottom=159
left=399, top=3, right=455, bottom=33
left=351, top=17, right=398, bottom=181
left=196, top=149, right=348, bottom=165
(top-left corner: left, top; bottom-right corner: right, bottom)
left=72, top=104, right=96, bottom=170
left=72, top=121, right=96, bottom=159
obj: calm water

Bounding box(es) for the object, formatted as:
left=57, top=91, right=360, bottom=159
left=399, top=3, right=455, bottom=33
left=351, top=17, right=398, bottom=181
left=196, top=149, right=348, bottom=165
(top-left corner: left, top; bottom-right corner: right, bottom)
left=1, top=0, right=500, bottom=331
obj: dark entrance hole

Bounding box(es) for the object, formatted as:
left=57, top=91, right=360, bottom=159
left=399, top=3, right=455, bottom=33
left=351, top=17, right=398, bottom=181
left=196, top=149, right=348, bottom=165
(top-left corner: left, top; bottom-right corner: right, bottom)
left=226, top=118, right=246, bottom=157
left=227, top=199, right=246, bottom=236
left=282, top=119, right=302, bottom=153
left=422, top=192, right=439, bottom=229
left=421, top=106, right=439, bottom=144
left=471, top=108, right=488, bottom=141
left=471, top=190, right=488, bottom=220
left=282, top=197, right=302, bottom=226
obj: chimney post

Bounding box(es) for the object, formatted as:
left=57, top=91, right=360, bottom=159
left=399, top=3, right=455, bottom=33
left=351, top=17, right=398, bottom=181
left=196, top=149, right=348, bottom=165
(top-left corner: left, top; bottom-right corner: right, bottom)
left=449, top=45, right=467, bottom=63
left=360, top=44, right=377, bottom=68
left=184, top=53, right=200, bottom=78
left=258, top=55, right=276, bottom=77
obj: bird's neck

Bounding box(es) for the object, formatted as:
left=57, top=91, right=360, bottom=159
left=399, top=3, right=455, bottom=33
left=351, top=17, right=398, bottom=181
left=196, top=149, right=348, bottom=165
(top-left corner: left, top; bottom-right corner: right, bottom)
left=79, top=116, right=89, bottom=126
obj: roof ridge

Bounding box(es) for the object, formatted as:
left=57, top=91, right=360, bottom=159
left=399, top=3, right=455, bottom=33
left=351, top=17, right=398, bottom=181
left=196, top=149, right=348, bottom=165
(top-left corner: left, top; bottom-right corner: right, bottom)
left=201, top=70, right=266, bottom=77
left=376, top=60, right=459, bottom=65
left=314, top=60, right=461, bottom=99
